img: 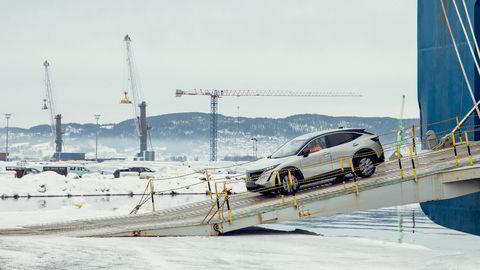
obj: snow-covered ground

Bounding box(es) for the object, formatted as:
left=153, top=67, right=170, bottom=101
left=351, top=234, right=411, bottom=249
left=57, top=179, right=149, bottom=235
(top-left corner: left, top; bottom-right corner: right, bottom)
left=0, top=160, right=248, bottom=199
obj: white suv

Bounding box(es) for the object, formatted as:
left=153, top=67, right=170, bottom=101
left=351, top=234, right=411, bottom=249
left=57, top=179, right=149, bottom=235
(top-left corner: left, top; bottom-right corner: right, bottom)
left=245, top=128, right=384, bottom=195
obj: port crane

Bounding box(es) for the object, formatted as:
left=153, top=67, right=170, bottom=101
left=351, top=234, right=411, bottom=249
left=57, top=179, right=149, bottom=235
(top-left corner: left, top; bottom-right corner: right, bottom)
left=120, top=34, right=155, bottom=161
left=175, top=88, right=362, bottom=161
left=396, top=95, right=406, bottom=157
left=42, top=60, right=63, bottom=154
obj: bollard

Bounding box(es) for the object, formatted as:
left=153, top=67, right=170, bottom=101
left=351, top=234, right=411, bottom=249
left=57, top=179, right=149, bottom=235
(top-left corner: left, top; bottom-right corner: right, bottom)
left=408, top=147, right=417, bottom=182
left=207, top=181, right=213, bottom=200
left=275, top=171, right=281, bottom=187
left=292, top=194, right=298, bottom=208
left=281, top=195, right=285, bottom=204
left=452, top=132, right=460, bottom=166
left=348, top=158, right=359, bottom=195
left=348, top=158, right=357, bottom=182
left=206, top=170, right=213, bottom=200
left=465, top=131, right=473, bottom=166
left=149, top=178, right=156, bottom=212
left=456, top=117, right=463, bottom=144
left=412, top=125, right=417, bottom=156
left=340, top=159, right=345, bottom=173
left=397, top=149, right=404, bottom=178
left=225, top=190, right=232, bottom=225
left=215, top=183, right=221, bottom=220
left=287, top=170, right=293, bottom=189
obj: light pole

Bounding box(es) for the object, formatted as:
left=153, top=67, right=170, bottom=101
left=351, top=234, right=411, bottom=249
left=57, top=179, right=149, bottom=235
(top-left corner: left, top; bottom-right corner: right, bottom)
left=94, top=114, right=101, bottom=162
left=4, top=114, right=11, bottom=161
left=251, top=138, right=258, bottom=159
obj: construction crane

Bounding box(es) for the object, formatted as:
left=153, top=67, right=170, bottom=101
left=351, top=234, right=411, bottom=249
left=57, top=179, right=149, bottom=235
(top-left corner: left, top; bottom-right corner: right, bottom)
left=121, top=34, right=155, bottom=161
left=42, top=60, right=63, bottom=154
left=175, top=88, right=362, bottom=161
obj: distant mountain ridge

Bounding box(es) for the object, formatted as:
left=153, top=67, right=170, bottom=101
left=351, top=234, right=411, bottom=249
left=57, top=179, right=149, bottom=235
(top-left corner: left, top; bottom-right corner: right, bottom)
left=5, top=112, right=419, bottom=140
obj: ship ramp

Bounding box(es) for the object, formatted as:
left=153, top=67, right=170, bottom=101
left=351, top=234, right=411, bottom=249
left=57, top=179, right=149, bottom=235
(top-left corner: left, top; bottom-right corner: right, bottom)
left=1, top=142, right=479, bottom=237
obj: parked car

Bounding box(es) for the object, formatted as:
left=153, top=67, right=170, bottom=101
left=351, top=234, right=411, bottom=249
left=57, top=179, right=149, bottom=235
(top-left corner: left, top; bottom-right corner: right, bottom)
left=43, top=166, right=91, bottom=177
left=5, top=166, right=40, bottom=178
left=113, top=167, right=154, bottom=178
left=245, top=128, right=385, bottom=195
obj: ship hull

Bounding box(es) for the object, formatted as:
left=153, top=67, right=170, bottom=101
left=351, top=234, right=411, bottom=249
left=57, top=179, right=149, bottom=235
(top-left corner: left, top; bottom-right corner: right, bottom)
left=418, top=0, right=480, bottom=236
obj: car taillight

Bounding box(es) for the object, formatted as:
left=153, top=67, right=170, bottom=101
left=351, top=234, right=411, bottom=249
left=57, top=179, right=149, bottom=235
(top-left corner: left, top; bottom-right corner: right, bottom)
left=371, top=137, right=380, bottom=143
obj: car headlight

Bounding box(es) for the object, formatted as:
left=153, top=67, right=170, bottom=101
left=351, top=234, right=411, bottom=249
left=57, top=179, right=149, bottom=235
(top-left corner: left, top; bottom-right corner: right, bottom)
left=263, top=164, right=280, bottom=172
left=257, top=164, right=280, bottom=183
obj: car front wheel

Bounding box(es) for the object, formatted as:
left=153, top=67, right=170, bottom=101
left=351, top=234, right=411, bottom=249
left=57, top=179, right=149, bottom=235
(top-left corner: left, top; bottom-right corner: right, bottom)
left=280, top=171, right=300, bottom=195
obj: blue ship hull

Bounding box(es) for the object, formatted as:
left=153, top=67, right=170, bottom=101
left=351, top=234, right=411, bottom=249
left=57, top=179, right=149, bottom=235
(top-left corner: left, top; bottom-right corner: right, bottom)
left=418, top=0, right=480, bottom=236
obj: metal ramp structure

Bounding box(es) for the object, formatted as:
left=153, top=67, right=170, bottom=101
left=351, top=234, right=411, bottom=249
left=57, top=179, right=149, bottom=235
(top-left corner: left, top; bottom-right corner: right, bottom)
left=1, top=140, right=480, bottom=237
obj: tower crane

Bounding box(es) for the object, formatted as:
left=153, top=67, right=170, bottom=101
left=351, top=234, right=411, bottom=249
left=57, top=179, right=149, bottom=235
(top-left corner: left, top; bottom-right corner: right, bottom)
left=175, top=88, right=362, bottom=161
left=120, top=34, right=155, bottom=161
left=42, top=60, right=63, bottom=154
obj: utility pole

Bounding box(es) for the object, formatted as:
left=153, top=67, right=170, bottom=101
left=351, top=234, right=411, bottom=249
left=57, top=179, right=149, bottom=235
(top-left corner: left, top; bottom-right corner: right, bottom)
left=94, top=114, right=101, bottom=162
left=4, top=114, right=11, bottom=161
left=251, top=138, right=258, bottom=159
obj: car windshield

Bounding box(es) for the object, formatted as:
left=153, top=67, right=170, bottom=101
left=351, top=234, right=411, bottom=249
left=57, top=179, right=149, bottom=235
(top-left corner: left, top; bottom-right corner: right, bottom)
left=270, top=138, right=309, bottom=158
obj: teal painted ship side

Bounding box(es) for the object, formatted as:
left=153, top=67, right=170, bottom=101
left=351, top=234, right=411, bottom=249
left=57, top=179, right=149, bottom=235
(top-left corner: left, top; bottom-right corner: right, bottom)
left=418, top=0, right=480, bottom=236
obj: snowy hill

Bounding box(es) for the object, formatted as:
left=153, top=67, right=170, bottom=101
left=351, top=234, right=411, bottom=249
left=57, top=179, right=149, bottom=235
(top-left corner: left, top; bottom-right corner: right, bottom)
left=1, top=113, right=418, bottom=160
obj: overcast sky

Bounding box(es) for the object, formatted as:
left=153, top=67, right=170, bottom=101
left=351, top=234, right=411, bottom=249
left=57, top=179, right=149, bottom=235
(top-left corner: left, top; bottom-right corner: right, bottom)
left=1, top=0, right=417, bottom=128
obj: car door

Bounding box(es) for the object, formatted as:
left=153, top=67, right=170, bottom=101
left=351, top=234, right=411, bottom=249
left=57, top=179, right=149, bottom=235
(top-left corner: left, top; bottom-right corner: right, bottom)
left=299, top=136, right=332, bottom=180
left=325, top=132, right=361, bottom=172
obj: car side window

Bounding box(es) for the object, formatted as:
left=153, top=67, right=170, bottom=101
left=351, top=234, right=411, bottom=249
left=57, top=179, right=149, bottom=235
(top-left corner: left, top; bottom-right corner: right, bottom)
left=304, top=136, right=327, bottom=154
left=326, top=133, right=356, bottom=147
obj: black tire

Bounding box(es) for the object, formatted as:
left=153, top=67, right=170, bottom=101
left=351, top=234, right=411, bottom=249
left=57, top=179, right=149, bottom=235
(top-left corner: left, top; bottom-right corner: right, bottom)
left=334, top=174, right=347, bottom=183
left=280, top=170, right=301, bottom=195
left=354, top=154, right=376, bottom=178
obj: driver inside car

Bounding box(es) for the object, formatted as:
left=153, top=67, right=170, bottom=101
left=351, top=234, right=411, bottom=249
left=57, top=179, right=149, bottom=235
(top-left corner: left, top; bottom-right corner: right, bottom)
left=309, top=141, right=322, bottom=153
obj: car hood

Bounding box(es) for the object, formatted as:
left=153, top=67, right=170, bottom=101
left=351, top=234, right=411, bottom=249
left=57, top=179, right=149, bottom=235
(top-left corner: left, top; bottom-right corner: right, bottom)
left=245, top=156, right=298, bottom=172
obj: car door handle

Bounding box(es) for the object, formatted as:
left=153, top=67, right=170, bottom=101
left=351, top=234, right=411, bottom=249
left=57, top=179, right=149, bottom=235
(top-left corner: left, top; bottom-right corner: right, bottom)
left=353, top=143, right=359, bottom=147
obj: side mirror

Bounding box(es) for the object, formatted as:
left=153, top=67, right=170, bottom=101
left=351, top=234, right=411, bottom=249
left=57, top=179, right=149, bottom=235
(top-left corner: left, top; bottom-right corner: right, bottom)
left=302, top=149, right=310, bottom=157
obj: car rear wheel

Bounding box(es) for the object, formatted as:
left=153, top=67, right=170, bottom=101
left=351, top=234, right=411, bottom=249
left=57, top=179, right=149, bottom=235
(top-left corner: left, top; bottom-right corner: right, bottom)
left=354, top=155, right=376, bottom=178
left=280, top=171, right=300, bottom=195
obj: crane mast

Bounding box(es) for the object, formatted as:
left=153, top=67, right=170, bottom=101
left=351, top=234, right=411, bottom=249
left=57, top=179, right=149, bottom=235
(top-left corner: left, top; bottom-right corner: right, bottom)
left=176, top=88, right=362, bottom=161
left=42, top=60, right=62, bottom=153
left=124, top=35, right=142, bottom=135
left=122, top=35, right=154, bottom=161
left=43, top=61, right=56, bottom=135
